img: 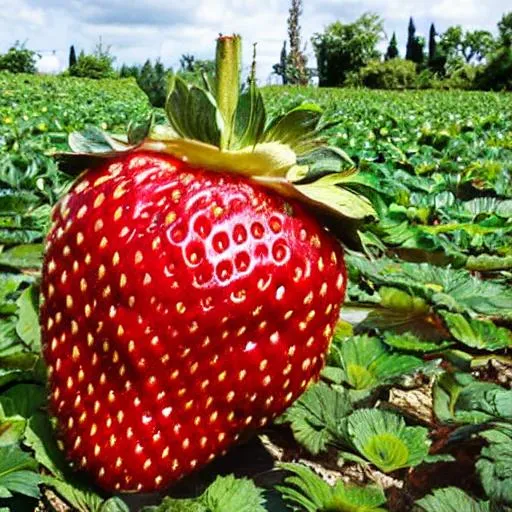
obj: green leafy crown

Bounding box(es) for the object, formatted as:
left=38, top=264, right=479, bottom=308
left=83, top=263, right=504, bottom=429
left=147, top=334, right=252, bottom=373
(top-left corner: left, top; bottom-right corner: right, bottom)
left=62, top=35, right=376, bottom=245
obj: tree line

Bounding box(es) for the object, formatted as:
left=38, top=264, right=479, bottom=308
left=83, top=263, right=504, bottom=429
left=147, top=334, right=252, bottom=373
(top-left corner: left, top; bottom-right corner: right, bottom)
left=275, top=5, right=511, bottom=91
left=0, top=6, right=510, bottom=93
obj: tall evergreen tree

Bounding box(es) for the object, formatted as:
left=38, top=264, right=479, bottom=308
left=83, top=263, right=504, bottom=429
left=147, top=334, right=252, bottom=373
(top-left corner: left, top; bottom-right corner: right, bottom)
left=406, top=17, right=416, bottom=61
left=385, top=32, right=399, bottom=60
left=428, top=23, right=437, bottom=63
left=272, top=40, right=288, bottom=84
left=69, top=45, right=77, bottom=68
left=286, top=0, right=309, bottom=85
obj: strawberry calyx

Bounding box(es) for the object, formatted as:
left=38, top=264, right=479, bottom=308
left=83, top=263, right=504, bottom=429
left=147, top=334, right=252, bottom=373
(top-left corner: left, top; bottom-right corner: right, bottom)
left=57, top=35, right=376, bottom=246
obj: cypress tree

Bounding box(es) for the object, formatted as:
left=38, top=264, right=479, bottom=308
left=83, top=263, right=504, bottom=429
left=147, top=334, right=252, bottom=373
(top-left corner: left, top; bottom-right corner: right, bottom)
left=385, top=32, right=399, bottom=60
left=406, top=17, right=416, bottom=61
left=69, top=45, right=77, bottom=68
left=428, top=23, right=437, bottom=64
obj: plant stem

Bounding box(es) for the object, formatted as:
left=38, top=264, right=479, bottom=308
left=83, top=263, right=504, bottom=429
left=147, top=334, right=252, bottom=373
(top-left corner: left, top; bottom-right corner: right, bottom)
left=215, top=34, right=242, bottom=150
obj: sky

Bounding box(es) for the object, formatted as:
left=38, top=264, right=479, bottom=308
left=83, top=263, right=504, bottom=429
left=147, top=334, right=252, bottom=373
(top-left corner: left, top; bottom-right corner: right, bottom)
left=0, top=0, right=508, bottom=82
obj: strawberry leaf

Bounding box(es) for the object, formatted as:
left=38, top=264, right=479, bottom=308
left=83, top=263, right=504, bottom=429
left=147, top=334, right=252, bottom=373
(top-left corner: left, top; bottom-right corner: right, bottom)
left=263, top=104, right=323, bottom=154
left=440, top=313, right=512, bottom=351
left=41, top=476, right=105, bottom=512
left=329, top=334, right=426, bottom=391
left=68, top=125, right=129, bottom=154
left=142, top=475, right=266, bottom=512
left=382, top=332, right=454, bottom=353
left=15, top=286, right=40, bottom=353
left=433, top=373, right=512, bottom=425
left=415, top=487, right=490, bottom=512
left=0, top=445, right=40, bottom=499
left=476, top=424, right=512, bottom=506
left=277, top=382, right=352, bottom=455
left=345, top=409, right=431, bottom=472
left=277, top=463, right=387, bottom=512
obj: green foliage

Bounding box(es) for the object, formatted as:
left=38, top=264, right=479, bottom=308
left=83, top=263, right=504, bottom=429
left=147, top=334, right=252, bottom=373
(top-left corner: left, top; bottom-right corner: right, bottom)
left=415, top=487, right=490, bottom=511
left=406, top=18, right=425, bottom=65
left=353, top=59, right=418, bottom=89
left=344, top=409, right=431, bottom=472
left=433, top=373, right=512, bottom=425
left=141, top=475, right=266, bottom=512
left=312, top=13, right=385, bottom=86
left=0, top=445, right=40, bottom=499
left=0, top=42, right=38, bottom=74
left=385, top=32, right=399, bottom=60
left=69, top=41, right=116, bottom=80
left=476, top=424, right=512, bottom=506
left=136, top=59, right=172, bottom=108
left=476, top=47, right=512, bottom=91
left=277, top=463, right=387, bottom=511
left=278, top=382, right=352, bottom=454
left=327, top=334, right=426, bottom=391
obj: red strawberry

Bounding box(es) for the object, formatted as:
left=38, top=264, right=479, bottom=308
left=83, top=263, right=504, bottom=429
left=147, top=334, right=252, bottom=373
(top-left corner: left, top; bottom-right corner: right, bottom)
left=41, top=35, right=373, bottom=493
left=41, top=150, right=346, bottom=491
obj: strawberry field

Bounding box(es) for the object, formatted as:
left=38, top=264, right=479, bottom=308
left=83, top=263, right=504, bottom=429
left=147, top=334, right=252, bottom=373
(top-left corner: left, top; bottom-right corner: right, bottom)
left=0, top=71, right=511, bottom=512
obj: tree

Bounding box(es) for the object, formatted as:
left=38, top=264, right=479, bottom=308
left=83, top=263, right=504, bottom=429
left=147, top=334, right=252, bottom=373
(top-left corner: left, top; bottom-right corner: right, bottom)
left=385, top=33, right=399, bottom=60
left=69, top=38, right=116, bottom=79
left=136, top=59, right=172, bottom=107
left=498, top=12, right=512, bottom=47
left=273, top=41, right=288, bottom=84
left=69, top=45, right=77, bottom=68
left=405, top=17, right=425, bottom=65
left=427, top=23, right=446, bottom=75
left=286, top=0, right=309, bottom=85
left=406, top=17, right=416, bottom=61
left=440, top=26, right=495, bottom=67
left=179, top=54, right=195, bottom=72
left=312, top=13, right=384, bottom=87
left=0, top=41, right=38, bottom=74
left=428, top=24, right=436, bottom=64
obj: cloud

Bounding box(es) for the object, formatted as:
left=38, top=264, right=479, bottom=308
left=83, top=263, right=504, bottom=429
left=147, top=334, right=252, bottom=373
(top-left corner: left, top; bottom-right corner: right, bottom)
left=0, top=0, right=507, bottom=82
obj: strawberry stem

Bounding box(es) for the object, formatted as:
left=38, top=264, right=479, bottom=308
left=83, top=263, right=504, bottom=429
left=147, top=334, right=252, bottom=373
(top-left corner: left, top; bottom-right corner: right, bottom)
left=215, top=35, right=242, bottom=150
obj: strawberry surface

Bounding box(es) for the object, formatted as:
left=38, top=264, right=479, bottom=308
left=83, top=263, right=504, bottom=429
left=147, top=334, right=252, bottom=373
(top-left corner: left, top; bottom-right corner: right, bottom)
left=41, top=151, right=346, bottom=492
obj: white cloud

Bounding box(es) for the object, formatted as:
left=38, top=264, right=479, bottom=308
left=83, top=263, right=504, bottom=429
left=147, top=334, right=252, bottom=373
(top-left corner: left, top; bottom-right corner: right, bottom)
left=0, top=0, right=508, bottom=82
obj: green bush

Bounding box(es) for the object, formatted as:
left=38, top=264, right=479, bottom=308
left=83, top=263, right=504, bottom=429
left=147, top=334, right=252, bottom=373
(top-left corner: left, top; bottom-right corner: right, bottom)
left=136, top=60, right=172, bottom=108
left=444, top=64, right=478, bottom=90
left=69, top=52, right=115, bottom=80
left=476, top=47, right=512, bottom=91
left=0, top=42, right=38, bottom=74
left=354, top=59, right=418, bottom=89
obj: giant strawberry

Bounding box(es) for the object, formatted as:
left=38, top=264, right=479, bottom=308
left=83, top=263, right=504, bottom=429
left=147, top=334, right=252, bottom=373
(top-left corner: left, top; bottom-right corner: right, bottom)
left=41, top=36, right=375, bottom=493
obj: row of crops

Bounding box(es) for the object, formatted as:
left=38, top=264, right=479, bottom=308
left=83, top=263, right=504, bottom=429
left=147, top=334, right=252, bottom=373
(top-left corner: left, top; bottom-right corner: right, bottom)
left=0, top=72, right=511, bottom=511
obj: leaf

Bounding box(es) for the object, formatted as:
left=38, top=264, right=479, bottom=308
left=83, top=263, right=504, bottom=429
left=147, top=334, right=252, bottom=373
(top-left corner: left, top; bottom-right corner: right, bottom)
left=0, top=417, right=26, bottom=447
left=0, top=191, right=39, bottom=215
left=441, top=312, right=512, bottom=351
left=330, top=334, right=426, bottom=391
left=166, top=77, right=223, bottom=146
left=15, top=286, right=41, bottom=352
left=295, top=146, right=355, bottom=181
left=433, top=372, right=512, bottom=425
left=23, top=412, right=68, bottom=478
left=141, top=475, right=266, bottom=512
left=476, top=424, right=512, bottom=506
left=346, top=409, right=431, bottom=472
left=295, top=173, right=377, bottom=220
left=141, top=498, right=206, bottom=512
left=127, top=112, right=154, bottom=145
left=41, top=476, right=105, bottom=512
left=263, top=103, right=323, bottom=153
left=278, top=382, right=352, bottom=455
left=233, top=82, right=266, bottom=148
left=0, top=445, right=40, bottom=499
left=0, top=245, right=43, bottom=271
left=277, top=463, right=387, bottom=512
left=0, top=384, right=45, bottom=418
left=100, top=498, right=130, bottom=512
left=68, top=125, right=129, bottom=154
left=415, top=487, right=490, bottom=512
left=382, top=332, right=454, bottom=353
left=203, top=475, right=267, bottom=512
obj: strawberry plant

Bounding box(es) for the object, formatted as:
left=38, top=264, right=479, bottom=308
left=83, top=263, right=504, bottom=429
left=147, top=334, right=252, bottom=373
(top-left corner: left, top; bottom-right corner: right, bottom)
left=0, top=37, right=512, bottom=512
